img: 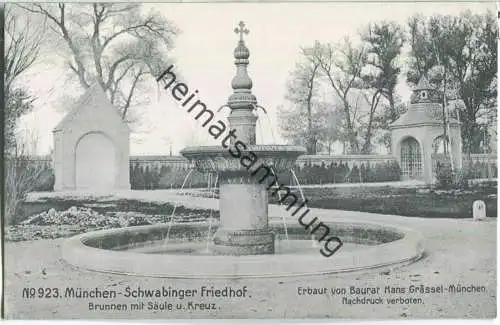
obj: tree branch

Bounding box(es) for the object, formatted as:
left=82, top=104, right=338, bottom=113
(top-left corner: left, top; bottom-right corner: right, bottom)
left=121, top=70, right=146, bottom=119
left=92, top=3, right=106, bottom=89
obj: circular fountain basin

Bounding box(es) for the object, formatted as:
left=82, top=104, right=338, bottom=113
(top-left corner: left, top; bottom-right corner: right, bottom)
left=62, top=219, right=424, bottom=278
left=180, top=145, right=307, bottom=173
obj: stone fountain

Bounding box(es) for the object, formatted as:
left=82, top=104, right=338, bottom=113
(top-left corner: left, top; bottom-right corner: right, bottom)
left=180, top=21, right=306, bottom=255
left=61, top=21, right=424, bottom=279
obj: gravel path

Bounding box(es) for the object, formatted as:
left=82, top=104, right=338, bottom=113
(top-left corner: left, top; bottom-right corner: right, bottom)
left=4, top=194, right=496, bottom=319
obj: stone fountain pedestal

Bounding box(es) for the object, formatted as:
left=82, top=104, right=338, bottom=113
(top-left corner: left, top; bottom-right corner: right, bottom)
left=213, top=182, right=274, bottom=255
left=180, top=21, right=306, bottom=256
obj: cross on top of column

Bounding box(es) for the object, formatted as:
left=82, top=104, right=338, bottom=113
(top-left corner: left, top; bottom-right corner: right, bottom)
left=234, top=21, right=249, bottom=42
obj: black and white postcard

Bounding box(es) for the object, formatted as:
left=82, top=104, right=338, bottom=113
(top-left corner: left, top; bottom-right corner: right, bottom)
left=2, top=1, right=497, bottom=319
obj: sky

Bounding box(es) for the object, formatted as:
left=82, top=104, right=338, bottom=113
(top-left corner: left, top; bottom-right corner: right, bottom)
left=15, top=1, right=494, bottom=155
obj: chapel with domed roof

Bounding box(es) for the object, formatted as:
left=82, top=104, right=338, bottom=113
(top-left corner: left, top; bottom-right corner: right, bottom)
left=389, top=75, right=462, bottom=184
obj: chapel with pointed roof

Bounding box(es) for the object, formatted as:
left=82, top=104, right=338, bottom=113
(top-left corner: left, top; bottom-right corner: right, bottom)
left=53, top=84, right=131, bottom=191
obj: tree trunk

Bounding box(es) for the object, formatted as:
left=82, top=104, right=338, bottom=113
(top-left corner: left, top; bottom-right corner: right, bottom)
left=305, top=65, right=318, bottom=155
left=342, top=101, right=359, bottom=154
left=441, top=72, right=448, bottom=155
left=361, top=91, right=382, bottom=154
left=388, top=93, right=397, bottom=122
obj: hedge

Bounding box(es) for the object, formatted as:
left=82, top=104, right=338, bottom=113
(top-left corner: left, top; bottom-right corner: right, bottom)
left=17, top=159, right=498, bottom=191
left=128, top=160, right=402, bottom=189
left=275, top=161, right=402, bottom=185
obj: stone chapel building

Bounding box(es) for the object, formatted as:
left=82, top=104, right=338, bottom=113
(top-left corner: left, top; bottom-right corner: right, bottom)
left=53, top=84, right=131, bottom=191
left=389, top=76, right=462, bottom=184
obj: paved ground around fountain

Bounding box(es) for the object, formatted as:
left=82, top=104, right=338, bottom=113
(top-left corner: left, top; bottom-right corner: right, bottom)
left=4, top=193, right=497, bottom=319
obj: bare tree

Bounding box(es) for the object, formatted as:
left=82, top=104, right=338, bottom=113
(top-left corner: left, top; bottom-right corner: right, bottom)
left=3, top=6, right=49, bottom=224
left=4, top=130, right=46, bottom=225
left=314, top=38, right=367, bottom=153
left=359, top=90, right=383, bottom=153
left=4, top=6, right=45, bottom=93
left=20, top=3, right=178, bottom=121
left=315, top=102, right=342, bottom=155
left=360, top=20, right=405, bottom=153
left=4, top=5, right=45, bottom=151
left=361, top=21, right=406, bottom=122
left=280, top=43, right=322, bottom=154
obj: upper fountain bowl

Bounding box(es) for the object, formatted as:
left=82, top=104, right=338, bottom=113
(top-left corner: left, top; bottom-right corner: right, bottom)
left=180, top=144, right=307, bottom=174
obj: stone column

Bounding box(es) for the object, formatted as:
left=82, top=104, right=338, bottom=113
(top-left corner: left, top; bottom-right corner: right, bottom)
left=213, top=178, right=274, bottom=255
left=227, top=109, right=257, bottom=145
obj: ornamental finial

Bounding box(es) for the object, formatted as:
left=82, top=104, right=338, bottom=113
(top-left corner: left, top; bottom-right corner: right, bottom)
left=234, top=21, right=249, bottom=42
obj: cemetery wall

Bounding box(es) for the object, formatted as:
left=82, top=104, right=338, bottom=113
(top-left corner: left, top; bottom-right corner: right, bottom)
left=26, top=153, right=497, bottom=190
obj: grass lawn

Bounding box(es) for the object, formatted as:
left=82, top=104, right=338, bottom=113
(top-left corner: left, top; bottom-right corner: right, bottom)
left=268, top=182, right=497, bottom=219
